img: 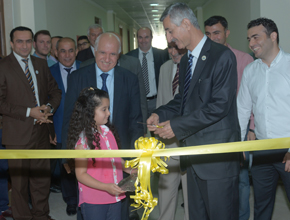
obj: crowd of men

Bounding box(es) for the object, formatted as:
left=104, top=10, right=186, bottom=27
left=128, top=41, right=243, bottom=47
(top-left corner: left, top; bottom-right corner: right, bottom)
left=0, top=2, right=289, bottom=220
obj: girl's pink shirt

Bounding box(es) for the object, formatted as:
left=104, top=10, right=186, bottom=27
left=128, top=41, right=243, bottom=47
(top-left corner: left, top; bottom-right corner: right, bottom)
left=76, top=125, right=125, bottom=206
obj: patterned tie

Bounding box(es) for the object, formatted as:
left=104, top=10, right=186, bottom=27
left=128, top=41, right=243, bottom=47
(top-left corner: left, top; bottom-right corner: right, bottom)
left=172, top=63, right=180, bottom=96
left=64, top=67, right=73, bottom=82
left=22, top=59, right=38, bottom=107
left=182, top=54, right=194, bottom=112
left=141, top=52, right=150, bottom=95
left=101, top=73, right=109, bottom=93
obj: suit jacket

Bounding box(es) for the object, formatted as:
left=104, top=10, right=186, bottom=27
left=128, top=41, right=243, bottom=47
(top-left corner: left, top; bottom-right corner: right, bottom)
left=49, top=61, right=81, bottom=143
left=76, top=47, right=94, bottom=62
left=80, top=54, right=148, bottom=132
left=126, top=47, right=169, bottom=89
left=62, top=63, right=143, bottom=150
left=0, top=53, right=61, bottom=146
left=155, top=38, right=241, bottom=180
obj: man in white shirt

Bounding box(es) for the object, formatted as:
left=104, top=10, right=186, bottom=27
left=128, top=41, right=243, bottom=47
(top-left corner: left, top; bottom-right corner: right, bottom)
left=237, top=17, right=290, bottom=220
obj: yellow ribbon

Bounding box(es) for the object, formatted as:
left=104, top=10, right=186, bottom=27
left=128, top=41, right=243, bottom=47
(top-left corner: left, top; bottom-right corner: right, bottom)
left=1, top=137, right=290, bottom=220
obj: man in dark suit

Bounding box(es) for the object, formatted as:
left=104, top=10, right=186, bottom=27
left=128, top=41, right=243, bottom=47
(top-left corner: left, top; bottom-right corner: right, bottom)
left=80, top=31, right=148, bottom=134
left=49, top=37, right=81, bottom=216
left=62, top=32, right=143, bottom=220
left=147, top=3, right=240, bottom=220
left=0, top=26, right=61, bottom=220
left=76, top=24, right=103, bottom=62
left=126, top=27, right=169, bottom=116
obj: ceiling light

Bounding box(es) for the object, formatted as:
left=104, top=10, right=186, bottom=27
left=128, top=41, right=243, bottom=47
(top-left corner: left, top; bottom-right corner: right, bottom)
left=153, top=14, right=159, bottom=17
left=152, top=10, right=158, bottom=12
left=153, top=18, right=159, bottom=20
left=150, top=4, right=159, bottom=6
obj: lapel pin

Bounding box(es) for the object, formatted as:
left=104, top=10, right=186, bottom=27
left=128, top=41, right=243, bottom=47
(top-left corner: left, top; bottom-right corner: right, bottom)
left=35, top=70, right=39, bottom=74
left=201, top=55, right=206, bottom=61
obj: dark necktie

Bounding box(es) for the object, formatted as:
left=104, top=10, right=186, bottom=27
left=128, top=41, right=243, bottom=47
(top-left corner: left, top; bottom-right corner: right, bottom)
left=182, top=54, right=194, bottom=112
left=141, top=52, right=150, bottom=95
left=22, top=58, right=38, bottom=107
left=64, top=67, right=73, bottom=82
left=101, top=73, right=109, bottom=93
left=172, top=63, right=180, bottom=96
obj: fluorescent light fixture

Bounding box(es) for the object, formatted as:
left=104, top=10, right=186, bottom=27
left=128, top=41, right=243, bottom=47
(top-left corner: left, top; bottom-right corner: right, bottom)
left=152, top=10, right=158, bottom=12
left=150, top=4, right=159, bottom=6
left=153, top=14, right=159, bottom=17
left=153, top=18, right=159, bottom=20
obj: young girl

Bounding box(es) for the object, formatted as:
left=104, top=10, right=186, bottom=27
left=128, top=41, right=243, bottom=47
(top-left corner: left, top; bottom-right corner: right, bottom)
left=67, top=87, right=132, bottom=220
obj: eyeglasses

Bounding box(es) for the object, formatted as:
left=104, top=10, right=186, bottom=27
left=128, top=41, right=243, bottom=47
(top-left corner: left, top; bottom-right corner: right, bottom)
left=78, top=42, right=88, bottom=47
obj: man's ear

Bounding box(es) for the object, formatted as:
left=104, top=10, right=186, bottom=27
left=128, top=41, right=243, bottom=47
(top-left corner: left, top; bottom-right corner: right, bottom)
left=55, top=50, right=58, bottom=58
left=33, top=41, right=36, bottom=49
left=270, top=31, right=277, bottom=42
left=226, top=29, right=230, bottom=39
left=181, top=18, right=191, bottom=31
left=75, top=49, right=79, bottom=57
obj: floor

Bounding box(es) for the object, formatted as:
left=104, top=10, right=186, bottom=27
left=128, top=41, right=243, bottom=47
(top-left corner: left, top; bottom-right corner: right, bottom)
left=47, top=176, right=290, bottom=220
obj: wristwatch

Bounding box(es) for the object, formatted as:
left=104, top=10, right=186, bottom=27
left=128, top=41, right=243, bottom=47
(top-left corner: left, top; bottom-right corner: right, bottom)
left=46, top=103, right=54, bottom=113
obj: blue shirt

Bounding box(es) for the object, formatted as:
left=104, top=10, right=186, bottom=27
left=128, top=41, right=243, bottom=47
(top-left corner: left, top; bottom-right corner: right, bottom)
left=95, top=63, right=114, bottom=122
left=32, top=52, right=56, bottom=67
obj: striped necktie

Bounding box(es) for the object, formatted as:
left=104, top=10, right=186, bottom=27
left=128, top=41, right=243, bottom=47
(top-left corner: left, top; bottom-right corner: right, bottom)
left=141, top=52, right=150, bottom=95
left=172, top=63, right=180, bottom=96
left=22, top=58, right=38, bottom=107
left=182, top=54, right=194, bottom=112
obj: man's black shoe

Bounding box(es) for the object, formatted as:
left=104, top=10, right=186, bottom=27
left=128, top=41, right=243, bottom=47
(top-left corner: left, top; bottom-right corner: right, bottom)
left=66, top=204, right=77, bottom=216
left=50, top=185, right=61, bottom=193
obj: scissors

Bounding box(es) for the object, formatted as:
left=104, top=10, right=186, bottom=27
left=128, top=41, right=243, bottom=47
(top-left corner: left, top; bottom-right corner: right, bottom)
left=137, top=122, right=164, bottom=128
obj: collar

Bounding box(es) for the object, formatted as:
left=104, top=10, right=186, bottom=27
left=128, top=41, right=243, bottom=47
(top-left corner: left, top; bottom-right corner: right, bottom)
left=99, top=125, right=109, bottom=136
left=257, top=47, right=282, bottom=67
left=139, top=47, right=152, bottom=55
left=95, top=63, right=114, bottom=76
left=59, top=61, right=76, bottom=70
left=13, top=51, right=31, bottom=62
left=187, top=35, right=207, bottom=58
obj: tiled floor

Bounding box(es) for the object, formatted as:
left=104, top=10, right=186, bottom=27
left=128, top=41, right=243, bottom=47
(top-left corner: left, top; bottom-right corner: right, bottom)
left=46, top=175, right=290, bottom=220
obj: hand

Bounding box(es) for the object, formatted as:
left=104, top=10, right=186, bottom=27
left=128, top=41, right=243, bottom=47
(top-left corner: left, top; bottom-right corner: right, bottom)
left=63, top=163, right=71, bottom=174
left=282, top=152, right=290, bottom=172
left=105, top=183, right=125, bottom=196
left=147, top=113, right=159, bottom=132
left=154, top=120, right=175, bottom=139
left=30, top=105, right=53, bottom=124
left=247, top=131, right=256, bottom=141
left=49, top=134, right=57, bottom=145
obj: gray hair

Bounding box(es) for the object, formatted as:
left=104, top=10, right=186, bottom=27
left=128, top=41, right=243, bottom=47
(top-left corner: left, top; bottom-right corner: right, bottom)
left=87, top=24, right=104, bottom=35
left=160, top=3, right=200, bottom=29
left=94, top=32, right=121, bottom=54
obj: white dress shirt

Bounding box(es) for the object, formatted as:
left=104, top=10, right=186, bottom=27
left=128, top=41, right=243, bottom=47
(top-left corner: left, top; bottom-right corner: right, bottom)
left=13, top=52, right=40, bottom=117
left=187, top=35, right=207, bottom=77
left=237, top=49, right=290, bottom=152
left=59, top=62, right=77, bottom=92
left=138, top=47, right=157, bottom=97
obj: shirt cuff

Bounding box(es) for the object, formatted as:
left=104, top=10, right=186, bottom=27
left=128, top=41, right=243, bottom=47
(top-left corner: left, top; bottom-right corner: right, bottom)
left=26, top=108, right=31, bottom=117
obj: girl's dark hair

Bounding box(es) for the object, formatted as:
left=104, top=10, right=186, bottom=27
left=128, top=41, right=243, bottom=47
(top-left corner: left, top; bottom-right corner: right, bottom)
left=67, top=87, right=121, bottom=168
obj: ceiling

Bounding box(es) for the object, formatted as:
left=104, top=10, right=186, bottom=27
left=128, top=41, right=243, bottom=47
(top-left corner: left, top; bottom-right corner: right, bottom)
left=89, top=0, right=209, bottom=36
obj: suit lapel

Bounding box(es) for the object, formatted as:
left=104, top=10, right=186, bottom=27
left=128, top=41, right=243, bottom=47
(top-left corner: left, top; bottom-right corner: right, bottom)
left=8, top=53, right=33, bottom=91
left=113, top=66, right=122, bottom=124
left=186, top=38, right=211, bottom=98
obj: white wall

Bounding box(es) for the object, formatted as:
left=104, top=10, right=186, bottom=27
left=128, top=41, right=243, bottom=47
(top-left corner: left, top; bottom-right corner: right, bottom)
left=43, top=0, right=107, bottom=41
left=202, top=0, right=252, bottom=53
left=260, top=0, right=290, bottom=52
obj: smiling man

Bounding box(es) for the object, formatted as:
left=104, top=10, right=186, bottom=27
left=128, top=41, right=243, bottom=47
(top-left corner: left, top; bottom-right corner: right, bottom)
left=33, top=30, right=56, bottom=67
left=62, top=33, right=143, bottom=220
left=237, top=18, right=290, bottom=220
left=0, top=26, right=61, bottom=220
left=147, top=3, right=241, bottom=220
left=126, top=27, right=168, bottom=116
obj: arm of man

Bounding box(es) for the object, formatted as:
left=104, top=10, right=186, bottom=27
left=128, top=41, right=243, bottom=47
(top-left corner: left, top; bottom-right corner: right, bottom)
left=128, top=75, right=144, bottom=148
left=153, top=49, right=238, bottom=140
left=237, top=67, right=253, bottom=141
left=62, top=72, right=80, bottom=150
